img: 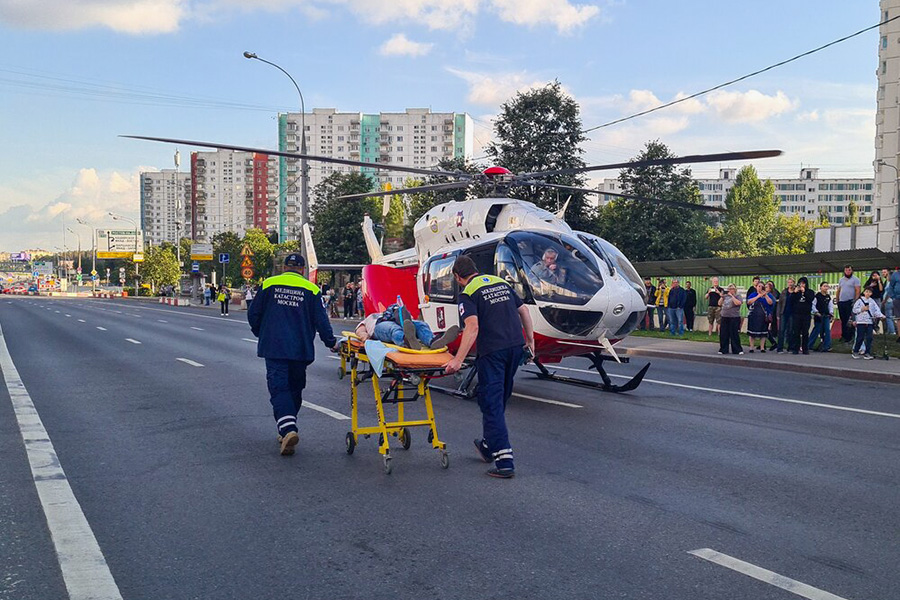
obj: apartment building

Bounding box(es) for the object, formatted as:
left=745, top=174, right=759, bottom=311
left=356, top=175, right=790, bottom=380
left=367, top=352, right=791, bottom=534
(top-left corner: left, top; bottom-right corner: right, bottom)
left=874, top=0, right=900, bottom=251
left=276, top=107, right=473, bottom=240
left=140, top=170, right=191, bottom=246
left=190, top=150, right=279, bottom=242
left=594, top=167, right=874, bottom=225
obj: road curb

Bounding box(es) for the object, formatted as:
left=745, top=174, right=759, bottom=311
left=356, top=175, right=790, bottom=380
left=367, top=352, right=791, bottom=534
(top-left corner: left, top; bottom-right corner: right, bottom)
left=623, top=347, right=900, bottom=385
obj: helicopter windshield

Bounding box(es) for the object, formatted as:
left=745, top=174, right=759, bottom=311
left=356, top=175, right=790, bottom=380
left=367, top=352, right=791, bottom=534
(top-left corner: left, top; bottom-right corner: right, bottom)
left=506, top=231, right=604, bottom=306
left=578, top=233, right=647, bottom=304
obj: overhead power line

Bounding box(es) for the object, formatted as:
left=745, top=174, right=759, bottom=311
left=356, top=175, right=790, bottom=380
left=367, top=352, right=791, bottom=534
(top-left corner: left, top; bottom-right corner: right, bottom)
left=583, top=14, right=900, bottom=133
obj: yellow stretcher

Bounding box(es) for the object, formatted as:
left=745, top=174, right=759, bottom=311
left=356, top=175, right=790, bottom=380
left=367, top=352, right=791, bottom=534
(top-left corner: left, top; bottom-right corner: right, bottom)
left=338, top=331, right=451, bottom=474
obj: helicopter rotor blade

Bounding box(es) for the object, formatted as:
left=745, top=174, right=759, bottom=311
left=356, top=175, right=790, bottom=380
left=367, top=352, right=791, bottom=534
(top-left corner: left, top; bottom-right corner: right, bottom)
left=521, top=149, right=782, bottom=178
left=525, top=181, right=726, bottom=213
left=121, top=135, right=463, bottom=178
left=337, top=181, right=471, bottom=201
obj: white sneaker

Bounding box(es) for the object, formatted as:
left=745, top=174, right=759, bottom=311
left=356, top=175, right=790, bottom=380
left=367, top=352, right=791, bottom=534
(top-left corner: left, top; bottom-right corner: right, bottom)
left=863, top=354, right=874, bottom=360
left=851, top=353, right=860, bottom=359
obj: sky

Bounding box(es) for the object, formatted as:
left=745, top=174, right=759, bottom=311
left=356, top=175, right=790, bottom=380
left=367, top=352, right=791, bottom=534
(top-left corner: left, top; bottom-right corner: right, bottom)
left=0, top=0, right=882, bottom=252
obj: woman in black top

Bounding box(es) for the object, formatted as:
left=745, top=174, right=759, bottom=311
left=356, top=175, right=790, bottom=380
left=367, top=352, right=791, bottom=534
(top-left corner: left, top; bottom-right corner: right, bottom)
left=788, top=277, right=816, bottom=354
left=863, top=271, right=884, bottom=301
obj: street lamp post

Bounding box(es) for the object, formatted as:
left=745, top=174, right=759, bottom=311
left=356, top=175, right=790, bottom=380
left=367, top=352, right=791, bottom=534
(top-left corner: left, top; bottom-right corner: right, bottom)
left=109, top=213, right=140, bottom=298
left=243, top=51, right=308, bottom=248
left=877, top=160, right=900, bottom=252
left=66, top=227, right=81, bottom=291
left=76, top=218, right=96, bottom=291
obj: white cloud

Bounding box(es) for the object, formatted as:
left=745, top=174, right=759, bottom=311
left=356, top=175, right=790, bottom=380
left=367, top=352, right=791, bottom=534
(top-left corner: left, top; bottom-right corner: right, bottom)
left=447, top=68, right=552, bottom=107
left=797, top=110, right=820, bottom=122
left=705, top=89, right=798, bottom=123
left=0, top=0, right=601, bottom=34
left=490, top=0, right=599, bottom=33
left=0, top=0, right=185, bottom=34
left=379, top=33, right=434, bottom=57
left=0, top=167, right=145, bottom=251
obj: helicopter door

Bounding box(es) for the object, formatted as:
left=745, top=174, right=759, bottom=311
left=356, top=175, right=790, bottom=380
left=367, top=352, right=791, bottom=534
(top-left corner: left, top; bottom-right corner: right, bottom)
left=419, top=253, right=460, bottom=333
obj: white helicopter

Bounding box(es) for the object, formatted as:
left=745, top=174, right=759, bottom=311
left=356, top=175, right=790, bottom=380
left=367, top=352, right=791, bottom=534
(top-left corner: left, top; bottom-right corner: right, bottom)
left=125, top=135, right=780, bottom=394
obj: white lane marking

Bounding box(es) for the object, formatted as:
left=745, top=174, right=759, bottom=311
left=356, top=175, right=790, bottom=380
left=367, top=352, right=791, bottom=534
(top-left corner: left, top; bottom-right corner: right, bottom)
left=552, top=365, right=900, bottom=420
left=176, top=357, right=204, bottom=367
left=157, top=319, right=168, bottom=323
left=77, top=319, right=86, bottom=323
left=128, top=314, right=142, bottom=318
left=242, top=338, right=256, bottom=343
left=327, top=355, right=340, bottom=360
left=689, top=548, right=849, bottom=600
left=65, top=314, right=71, bottom=317
left=190, top=326, right=204, bottom=331
left=0, top=321, right=124, bottom=599
left=305, top=402, right=350, bottom=420
left=125, top=338, right=141, bottom=345
left=96, top=326, right=107, bottom=331
left=512, top=392, right=582, bottom=408
left=55, top=310, right=60, bottom=313
left=113, top=311, right=122, bottom=314
left=95, top=301, right=245, bottom=324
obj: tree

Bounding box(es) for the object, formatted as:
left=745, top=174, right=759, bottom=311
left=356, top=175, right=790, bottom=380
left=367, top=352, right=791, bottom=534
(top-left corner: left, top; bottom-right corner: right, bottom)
left=383, top=195, right=405, bottom=240
left=770, top=214, right=814, bottom=254
left=487, top=81, right=595, bottom=232
left=715, top=165, right=779, bottom=257
left=594, top=140, right=710, bottom=261
left=242, top=228, right=274, bottom=280
left=310, top=172, right=377, bottom=263
left=212, top=231, right=242, bottom=284
left=816, top=207, right=831, bottom=228
left=847, top=200, right=859, bottom=225
left=142, top=246, right=179, bottom=290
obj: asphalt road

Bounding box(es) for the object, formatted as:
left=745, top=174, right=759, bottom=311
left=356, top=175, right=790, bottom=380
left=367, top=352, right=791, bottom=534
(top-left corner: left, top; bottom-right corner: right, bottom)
left=1, top=296, right=899, bottom=600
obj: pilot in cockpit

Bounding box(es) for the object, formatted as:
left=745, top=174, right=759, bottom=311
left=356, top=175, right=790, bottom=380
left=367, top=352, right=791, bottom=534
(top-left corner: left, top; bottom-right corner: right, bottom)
left=529, top=248, right=563, bottom=285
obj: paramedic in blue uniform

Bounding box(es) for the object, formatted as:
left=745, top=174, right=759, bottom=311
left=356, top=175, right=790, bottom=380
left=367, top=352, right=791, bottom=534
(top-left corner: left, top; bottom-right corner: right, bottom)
left=248, top=253, right=338, bottom=456
left=444, top=255, right=534, bottom=478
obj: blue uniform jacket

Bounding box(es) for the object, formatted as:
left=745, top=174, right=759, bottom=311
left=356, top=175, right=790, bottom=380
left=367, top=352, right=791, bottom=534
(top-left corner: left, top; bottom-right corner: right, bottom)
left=247, top=271, right=337, bottom=361
left=667, top=287, right=687, bottom=309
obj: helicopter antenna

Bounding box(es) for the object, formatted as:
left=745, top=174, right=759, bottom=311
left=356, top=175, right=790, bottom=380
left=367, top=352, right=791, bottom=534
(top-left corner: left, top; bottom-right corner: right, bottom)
left=555, top=195, right=572, bottom=220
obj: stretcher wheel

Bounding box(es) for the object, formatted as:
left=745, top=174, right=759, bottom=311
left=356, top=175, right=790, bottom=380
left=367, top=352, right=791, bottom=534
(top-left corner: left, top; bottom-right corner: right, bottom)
left=427, top=429, right=434, bottom=444
left=383, top=455, right=392, bottom=475
left=440, top=451, right=450, bottom=469
left=338, top=366, right=345, bottom=379
left=345, top=432, right=355, bottom=455
left=400, top=428, right=411, bottom=450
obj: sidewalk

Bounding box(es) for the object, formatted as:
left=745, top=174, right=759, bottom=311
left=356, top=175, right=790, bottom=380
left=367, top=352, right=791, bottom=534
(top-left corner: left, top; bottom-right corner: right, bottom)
left=618, top=336, right=900, bottom=385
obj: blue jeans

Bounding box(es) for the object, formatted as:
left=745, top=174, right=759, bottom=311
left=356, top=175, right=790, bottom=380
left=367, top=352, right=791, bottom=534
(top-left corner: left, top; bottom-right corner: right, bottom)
left=667, top=307, right=684, bottom=335
left=809, top=316, right=832, bottom=351
left=884, top=300, right=897, bottom=335
left=475, top=346, right=522, bottom=470
left=373, top=320, right=433, bottom=346
left=777, top=314, right=793, bottom=351
left=656, top=306, right=667, bottom=329
left=265, top=359, right=309, bottom=435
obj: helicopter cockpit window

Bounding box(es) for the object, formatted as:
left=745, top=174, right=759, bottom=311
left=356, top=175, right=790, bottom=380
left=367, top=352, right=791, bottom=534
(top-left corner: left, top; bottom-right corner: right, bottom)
left=596, top=237, right=647, bottom=302
left=507, top=231, right=603, bottom=306
left=495, top=243, right=527, bottom=301
left=423, top=255, right=457, bottom=302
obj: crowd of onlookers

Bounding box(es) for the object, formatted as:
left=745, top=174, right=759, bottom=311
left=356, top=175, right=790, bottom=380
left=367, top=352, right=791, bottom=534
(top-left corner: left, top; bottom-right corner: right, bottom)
left=640, top=265, right=900, bottom=360
left=321, top=281, right=364, bottom=319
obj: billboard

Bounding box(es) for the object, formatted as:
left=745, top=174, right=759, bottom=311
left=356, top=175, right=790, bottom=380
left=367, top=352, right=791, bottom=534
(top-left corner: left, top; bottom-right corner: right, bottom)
left=97, top=229, right=144, bottom=259
left=190, top=243, right=213, bottom=261
left=10, top=252, right=31, bottom=262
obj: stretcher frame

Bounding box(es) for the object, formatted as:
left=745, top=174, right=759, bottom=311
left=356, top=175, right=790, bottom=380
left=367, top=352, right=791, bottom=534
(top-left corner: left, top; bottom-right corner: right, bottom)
left=338, top=334, right=450, bottom=474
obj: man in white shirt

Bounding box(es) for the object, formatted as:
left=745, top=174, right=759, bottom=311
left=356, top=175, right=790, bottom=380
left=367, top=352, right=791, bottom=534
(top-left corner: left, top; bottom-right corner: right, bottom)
left=836, top=265, right=861, bottom=343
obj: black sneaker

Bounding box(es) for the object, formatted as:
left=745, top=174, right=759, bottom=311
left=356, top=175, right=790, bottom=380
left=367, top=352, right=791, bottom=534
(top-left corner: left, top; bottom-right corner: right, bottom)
left=487, top=467, right=515, bottom=479
left=474, top=439, right=491, bottom=463
left=402, top=318, right=424, bottom=350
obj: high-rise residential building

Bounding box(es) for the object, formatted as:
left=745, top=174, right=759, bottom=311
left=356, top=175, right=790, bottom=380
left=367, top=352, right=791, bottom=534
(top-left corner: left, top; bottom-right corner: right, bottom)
left=190, top=150, right=279, bottom=242
left=140, top=170, right=191, bottom=246
left=874, top=0, right=900, bottom=251
left=593, top=167, right=874, bottom=225
left=276, top=108, right=474, bottom=241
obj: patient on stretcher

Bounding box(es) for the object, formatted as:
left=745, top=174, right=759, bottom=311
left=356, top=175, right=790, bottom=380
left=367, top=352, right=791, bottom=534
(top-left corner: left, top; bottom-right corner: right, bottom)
left=355, top=304, right=459, bottom=350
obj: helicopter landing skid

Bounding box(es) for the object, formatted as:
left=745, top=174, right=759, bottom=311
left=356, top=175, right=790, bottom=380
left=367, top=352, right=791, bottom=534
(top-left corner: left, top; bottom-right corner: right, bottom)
left=526, top=351, right=650, bottom=393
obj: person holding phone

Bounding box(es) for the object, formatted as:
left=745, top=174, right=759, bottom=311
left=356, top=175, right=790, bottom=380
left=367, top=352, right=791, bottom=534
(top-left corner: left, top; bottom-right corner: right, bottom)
left=718, top=284, right=743, bottom=355
left=788, top=277, right=816, bottom=355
